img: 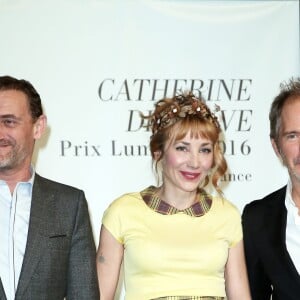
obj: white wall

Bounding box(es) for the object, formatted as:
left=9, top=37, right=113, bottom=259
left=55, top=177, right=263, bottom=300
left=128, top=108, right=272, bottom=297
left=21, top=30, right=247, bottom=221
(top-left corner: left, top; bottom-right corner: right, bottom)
left=0, top=0, right=299, bottom=245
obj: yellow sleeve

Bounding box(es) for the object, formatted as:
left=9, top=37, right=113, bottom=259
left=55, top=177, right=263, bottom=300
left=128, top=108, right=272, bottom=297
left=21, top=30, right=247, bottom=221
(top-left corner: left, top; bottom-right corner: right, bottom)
left=102, top=197, right=125, bottom=244
left=226, top=200, right=243, bottom=248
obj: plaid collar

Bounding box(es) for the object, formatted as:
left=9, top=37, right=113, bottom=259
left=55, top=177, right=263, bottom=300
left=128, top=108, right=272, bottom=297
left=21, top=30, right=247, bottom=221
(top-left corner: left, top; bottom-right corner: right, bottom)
left=140, top=186, right=212, bottom=217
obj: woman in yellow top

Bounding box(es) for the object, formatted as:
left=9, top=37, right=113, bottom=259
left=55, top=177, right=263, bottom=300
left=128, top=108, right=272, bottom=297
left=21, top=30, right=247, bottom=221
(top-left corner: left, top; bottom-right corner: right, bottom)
left=97, top=92, right=251, bottom=300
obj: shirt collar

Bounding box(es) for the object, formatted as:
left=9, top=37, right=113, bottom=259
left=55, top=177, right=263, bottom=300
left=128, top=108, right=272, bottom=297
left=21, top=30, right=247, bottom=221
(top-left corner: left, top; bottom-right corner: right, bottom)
left=0, top=165, right=35, bottom=186
left=286, top=180, right=296, bottom=208
left=285, top=180, right=300, bottom=225
left=140, top=186, right=212, bottom=217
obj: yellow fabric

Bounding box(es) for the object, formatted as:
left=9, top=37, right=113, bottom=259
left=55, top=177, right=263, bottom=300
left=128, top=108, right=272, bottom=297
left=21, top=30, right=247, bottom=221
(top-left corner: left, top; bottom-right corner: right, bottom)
left=102, top=190, right=242, bottom=300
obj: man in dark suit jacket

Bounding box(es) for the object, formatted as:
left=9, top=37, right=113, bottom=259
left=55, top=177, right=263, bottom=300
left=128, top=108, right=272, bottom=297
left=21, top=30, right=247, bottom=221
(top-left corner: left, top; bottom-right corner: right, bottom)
left=243, top=78, right=300, bottom=300
left=0, top=76, right=99, bottom=300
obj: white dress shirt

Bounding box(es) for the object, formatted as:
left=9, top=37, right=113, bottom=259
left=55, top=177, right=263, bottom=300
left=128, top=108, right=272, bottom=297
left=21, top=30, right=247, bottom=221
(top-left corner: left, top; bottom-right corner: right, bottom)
left=285, top=180, right=300, bottom=275
left=0, top=171, right=34, bottom=300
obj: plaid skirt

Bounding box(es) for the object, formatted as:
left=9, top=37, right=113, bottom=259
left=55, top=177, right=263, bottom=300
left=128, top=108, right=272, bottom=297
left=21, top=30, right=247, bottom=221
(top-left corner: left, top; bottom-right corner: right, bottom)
left=151, top=297, right=225, bottom=300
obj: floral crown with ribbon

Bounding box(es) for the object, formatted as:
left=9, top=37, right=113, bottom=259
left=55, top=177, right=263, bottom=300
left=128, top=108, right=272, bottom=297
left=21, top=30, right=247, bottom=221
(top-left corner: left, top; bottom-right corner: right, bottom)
left=149, top=92, right=221, bottom=135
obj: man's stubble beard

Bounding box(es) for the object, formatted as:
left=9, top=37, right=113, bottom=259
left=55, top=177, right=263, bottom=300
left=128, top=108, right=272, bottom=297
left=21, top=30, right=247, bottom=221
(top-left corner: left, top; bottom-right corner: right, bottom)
left=0, top=140, right=27, bottom=172
left=281, top=152, right=300, bottom=183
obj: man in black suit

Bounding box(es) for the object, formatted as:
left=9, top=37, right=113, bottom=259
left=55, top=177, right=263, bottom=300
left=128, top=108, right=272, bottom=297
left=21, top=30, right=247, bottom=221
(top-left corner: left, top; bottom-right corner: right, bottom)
left=0, top=76, right=99, bottom=300
left=243, top=78, right=300, bottom=300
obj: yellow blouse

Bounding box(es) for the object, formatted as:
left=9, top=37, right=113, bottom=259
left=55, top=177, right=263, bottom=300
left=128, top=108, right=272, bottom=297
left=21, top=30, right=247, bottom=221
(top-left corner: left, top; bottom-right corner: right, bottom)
left=102, top=187, right=242, bottom=300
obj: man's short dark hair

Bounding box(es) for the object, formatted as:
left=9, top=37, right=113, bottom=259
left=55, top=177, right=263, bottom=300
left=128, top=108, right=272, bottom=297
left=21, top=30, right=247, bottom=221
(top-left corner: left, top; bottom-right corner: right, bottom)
left=0, top=75, right=43, bottom=121
left=269, top=77, right=300, bottom=143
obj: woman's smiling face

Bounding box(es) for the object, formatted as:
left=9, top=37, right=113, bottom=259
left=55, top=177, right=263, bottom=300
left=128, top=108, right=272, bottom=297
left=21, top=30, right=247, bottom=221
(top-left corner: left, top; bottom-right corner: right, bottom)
left=161, top=131, right=214, bottom=194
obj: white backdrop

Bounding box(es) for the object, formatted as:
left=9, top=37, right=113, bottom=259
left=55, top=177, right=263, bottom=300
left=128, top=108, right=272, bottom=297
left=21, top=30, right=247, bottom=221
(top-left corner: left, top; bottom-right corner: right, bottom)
left=0, top=0, right=299, bottom=250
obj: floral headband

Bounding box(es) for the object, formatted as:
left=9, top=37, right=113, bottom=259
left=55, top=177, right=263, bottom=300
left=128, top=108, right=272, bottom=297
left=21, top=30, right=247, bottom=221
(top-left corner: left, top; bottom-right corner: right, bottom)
left=150, top=93, right=221, bottom=135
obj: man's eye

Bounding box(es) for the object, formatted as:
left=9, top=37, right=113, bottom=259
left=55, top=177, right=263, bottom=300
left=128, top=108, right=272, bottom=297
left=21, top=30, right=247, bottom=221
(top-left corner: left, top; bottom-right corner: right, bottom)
left=3, top=119, right=17, bottom=127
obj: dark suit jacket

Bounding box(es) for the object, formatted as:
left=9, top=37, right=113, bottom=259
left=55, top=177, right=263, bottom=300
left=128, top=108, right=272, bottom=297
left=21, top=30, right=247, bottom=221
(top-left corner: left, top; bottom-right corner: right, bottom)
left=242, top=186, right=300, bottom=300
left=0, top=174, right=99, bottom=300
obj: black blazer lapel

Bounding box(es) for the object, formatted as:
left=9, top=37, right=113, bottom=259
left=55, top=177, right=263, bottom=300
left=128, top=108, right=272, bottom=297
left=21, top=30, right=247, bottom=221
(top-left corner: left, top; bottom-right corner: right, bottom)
left=265, top=187, right=300, bottom=284
left=264, top=187, right=287, bottom=249
left=0, top=278, right=7, bottom=300
left=15, top=175, right=56, bottom=298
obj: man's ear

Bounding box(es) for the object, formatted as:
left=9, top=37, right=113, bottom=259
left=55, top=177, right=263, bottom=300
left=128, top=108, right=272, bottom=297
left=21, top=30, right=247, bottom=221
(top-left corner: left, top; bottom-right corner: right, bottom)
left=271, top=138, right=281, bottom=159
left=33, top=115, right=47, bottom=140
